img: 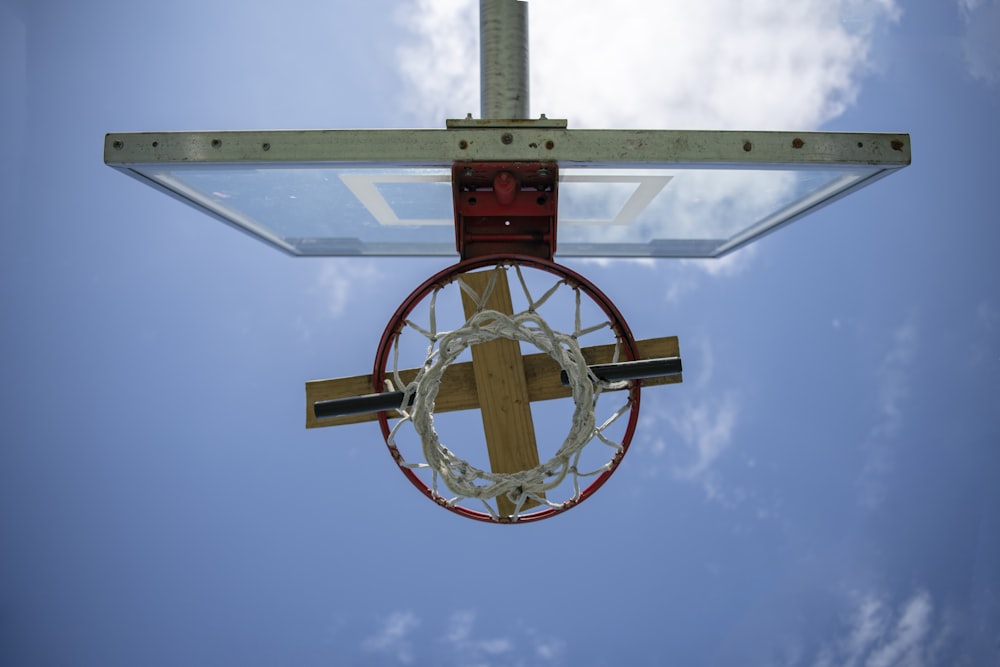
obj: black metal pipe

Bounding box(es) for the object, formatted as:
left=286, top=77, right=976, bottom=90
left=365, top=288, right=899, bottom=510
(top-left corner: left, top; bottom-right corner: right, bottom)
left=314, top=356, right=682, bottom=420
left=559, top=356, right=682, bottom=386
left=313, top=391, right=411, bottom=419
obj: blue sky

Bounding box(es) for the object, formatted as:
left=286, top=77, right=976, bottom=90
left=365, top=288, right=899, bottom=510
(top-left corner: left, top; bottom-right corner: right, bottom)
left=2, top=0, right=999, bottom=665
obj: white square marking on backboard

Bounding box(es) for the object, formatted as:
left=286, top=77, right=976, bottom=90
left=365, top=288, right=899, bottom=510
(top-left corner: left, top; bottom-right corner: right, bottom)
left=338, top=172, right=674, bottom=227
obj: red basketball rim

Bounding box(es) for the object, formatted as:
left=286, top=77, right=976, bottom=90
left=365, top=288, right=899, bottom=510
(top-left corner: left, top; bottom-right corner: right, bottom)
left=373, top=254, right=641, bottom=523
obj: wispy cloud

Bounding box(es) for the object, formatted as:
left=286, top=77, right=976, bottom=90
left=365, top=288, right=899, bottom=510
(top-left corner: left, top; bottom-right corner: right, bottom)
left=968, top=300, right=1000, bottom=365
left=312, top=259, right=384, bottom=318
left=809, top=590, right=950, bottom=667
left=575, top=257, right=657, bottom=271
left=361, top=609, right=566, bottom=666
left=439, top=610, right=568, bottom=666
left=977, top=300, right=1000, bottom=331
left=661, top=247, right=762, bottom=302
left=866, top=592, right=934, bottom=667
left=394, top=0, right=478, bottom=121
left=957, top=0, right=1000, bottom=86
left=578, top=248, right=756, bottom=306
left=362, top=610, right=420, bottom=664
left=859, top=317, right=918, bottom=509
left=632, top=336, right=745, bottom=507
left=534, top=636, right=567, bottom=663
left=874, top=320, right=918, bottom=439
left=657, top=390, right=742, bottom=507
left=684, top=245, right=759, bottom=279
left=441, top=610, right=514, bottom=664
left=670, top=395, right=740, bottom=481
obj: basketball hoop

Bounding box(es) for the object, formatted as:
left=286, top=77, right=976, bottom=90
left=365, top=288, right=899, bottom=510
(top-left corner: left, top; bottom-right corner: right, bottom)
left=372, top=255, right=640, bottom=523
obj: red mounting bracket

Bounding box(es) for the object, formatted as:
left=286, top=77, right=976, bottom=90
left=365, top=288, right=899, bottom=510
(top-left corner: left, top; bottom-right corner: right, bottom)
left=453, top=161, right=558, bottom=260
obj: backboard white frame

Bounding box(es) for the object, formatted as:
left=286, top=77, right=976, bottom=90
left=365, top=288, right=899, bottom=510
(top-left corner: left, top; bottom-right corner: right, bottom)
left=105, top=127, right=910, bottom=258
left=337, top=171, right=672, bottom=227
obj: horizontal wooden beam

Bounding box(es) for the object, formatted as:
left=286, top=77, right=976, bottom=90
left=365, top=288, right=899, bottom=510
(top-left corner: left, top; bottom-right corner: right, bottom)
left=305, top=336, right=680, bottom=429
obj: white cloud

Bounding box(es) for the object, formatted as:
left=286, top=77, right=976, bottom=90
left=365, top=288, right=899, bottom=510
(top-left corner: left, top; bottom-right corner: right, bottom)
left=534, top=637, right=567, bottom=662
left=874, top=320, right=918, bottom=438
left=578, top=252, right=755, bottom=305
left=844, top=595, right=891, bottom=665
left=361, top=609, right=566, bottom=666
left=859, top=317, right=918, bottom=509
left=395, top=0, right=479, bottom=121
left=957, top=0, right=1000, bottom=85
left=395, top=0, right=900, bottom=129
left=976, top=300, right=999, bottom=331
left=312, top=259, right=383, bottom=318
left=663, top=245, right=762, bottom=297
left=687, top=244, right=759, bottom=278
left=669, top=394, right=739, bottom=486
left=441, top=610, right=514, bottom=664
left=693, top=339, right=717, bottom=390
left=808, top=590, right=949, bottom=667
left=970, top=300, right=1000, bottom=364
left=575, top=257, right=656, bottom=270
left=435, top=611, right=568, bottom=665
left=866, top=592, right=934, bottom=667
left=363, top=610, right=420, bottom=664
left=633, top=340, right=743, bottom=503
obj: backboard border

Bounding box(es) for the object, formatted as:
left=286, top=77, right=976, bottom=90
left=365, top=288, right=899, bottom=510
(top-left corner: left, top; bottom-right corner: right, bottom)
left=105, top=128, right=910, bottom=169
left=104, top=128, right=910, bottom=258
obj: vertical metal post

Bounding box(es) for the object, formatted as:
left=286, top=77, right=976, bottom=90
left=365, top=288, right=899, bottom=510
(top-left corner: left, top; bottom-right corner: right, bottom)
left=480, top=0, right=529, bottom=120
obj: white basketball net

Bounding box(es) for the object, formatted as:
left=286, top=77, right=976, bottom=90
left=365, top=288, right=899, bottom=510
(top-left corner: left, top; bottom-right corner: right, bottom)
left=382, top=264, right=633, bottom=520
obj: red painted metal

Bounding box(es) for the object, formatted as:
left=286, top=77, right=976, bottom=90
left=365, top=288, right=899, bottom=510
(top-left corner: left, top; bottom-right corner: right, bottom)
left=493, top=171, right=518, bottom=205
left=453, top=162, right=558, bottom=260
left=372, top=255, right=640, bottom=524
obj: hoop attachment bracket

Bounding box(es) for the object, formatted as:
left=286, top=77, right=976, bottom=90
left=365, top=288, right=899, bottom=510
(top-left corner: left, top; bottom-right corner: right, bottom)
left=453, top=162, right=558, bottom=260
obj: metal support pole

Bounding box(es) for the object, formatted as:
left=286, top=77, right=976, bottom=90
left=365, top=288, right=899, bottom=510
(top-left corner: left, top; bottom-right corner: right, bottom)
left=480, top=0, right=530, bottom=120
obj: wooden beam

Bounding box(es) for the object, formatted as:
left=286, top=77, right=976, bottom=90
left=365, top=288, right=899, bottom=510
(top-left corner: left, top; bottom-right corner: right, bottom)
left=459, top=269, right=541, bottom=516
left=305, top=336, right=681, bottom=428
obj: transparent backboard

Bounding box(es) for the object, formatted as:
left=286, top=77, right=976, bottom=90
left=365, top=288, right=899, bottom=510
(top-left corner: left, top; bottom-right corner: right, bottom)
left=105, top=128, right=910, bottom=258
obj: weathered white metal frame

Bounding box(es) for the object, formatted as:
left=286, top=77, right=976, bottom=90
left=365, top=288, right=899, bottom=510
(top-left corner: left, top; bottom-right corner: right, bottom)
left=105, top=127, right=909, bottom=168
left=104, top=127, right=910, bottom=257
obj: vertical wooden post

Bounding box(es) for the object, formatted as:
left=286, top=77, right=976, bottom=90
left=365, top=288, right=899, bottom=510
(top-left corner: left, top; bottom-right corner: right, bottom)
left=460, top=268, right=542, bottom=515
